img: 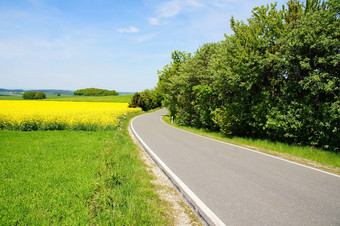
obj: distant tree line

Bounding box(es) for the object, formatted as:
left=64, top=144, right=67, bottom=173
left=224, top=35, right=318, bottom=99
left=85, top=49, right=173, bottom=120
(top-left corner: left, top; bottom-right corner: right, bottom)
left=74, top=88, right=118, bottom=96
left=155, top=0, right=339, bottom=152
left=23, top=92, right=46, bottom=100
left=1, top=89, right=73, bottom=96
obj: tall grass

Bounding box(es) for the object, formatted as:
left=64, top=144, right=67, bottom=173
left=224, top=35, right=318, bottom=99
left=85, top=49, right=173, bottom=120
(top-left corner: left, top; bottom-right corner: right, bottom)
left=0, top=115, right=170, bottom=225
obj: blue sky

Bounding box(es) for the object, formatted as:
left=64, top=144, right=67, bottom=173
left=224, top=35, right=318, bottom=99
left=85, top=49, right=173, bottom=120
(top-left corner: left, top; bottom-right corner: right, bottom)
left=0, top=0, right=289, bottom=92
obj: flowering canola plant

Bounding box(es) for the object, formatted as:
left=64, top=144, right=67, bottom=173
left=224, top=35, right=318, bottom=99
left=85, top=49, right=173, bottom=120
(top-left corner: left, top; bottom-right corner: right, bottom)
left=0, top=100, right=141, bottom=131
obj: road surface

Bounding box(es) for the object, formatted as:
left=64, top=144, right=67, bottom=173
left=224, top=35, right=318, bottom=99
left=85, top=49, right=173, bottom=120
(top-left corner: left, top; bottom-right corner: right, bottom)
left=131, top=109, right=340, bottom=226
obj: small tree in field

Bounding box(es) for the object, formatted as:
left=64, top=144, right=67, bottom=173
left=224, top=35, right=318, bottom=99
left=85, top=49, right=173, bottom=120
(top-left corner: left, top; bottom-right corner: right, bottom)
left=23, top=92, right=36, bottom=99
left=34, top=92, right=46, bottom=99
left=23, top=91, right=46, bottom=99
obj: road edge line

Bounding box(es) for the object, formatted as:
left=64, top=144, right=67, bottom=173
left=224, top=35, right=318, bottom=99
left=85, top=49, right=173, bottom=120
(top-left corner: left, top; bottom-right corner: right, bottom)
left=160, top=115, right=340, bottom=178
left=130, top=113, right=226, bottom=226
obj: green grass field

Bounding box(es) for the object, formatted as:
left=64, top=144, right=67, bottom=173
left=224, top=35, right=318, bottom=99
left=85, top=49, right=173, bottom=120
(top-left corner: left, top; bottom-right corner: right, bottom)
left=163, top=115, right=340, bottom=173
left=0, top=96, right=22, bottom=100
left=0, top=94, right=133, bottom=102
left=0, top=115, right=170, bottom=225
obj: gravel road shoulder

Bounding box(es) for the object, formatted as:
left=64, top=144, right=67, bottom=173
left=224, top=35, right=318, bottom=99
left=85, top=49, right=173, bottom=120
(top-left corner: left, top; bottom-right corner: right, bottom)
left=128, top=126, right=202, bottom=226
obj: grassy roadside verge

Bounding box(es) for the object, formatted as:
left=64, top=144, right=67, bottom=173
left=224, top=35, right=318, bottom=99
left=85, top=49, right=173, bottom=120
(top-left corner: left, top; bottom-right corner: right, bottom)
left=0, top=113, right=171, bottom=225
left=162, top=115, right=340, bottom=175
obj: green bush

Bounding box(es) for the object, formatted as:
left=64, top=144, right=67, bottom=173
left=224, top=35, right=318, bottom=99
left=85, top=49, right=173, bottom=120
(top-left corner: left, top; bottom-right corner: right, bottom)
left=129, top=89, right=161, bottom=111
left=129, top=92, right=141, bottom=108
left=34, top=92, right=46, bottom=99
left=23, top=92, right=36, bottom=99
left=23, top=91, right=46, bottom=100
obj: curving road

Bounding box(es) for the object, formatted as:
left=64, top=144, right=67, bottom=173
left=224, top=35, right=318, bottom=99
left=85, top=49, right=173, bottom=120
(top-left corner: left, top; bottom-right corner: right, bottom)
left=131, top=109, right=340, bottom=226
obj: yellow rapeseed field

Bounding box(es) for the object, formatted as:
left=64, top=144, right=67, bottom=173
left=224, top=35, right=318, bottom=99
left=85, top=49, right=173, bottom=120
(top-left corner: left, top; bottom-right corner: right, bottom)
left=0, top=100, right=141, bottom=130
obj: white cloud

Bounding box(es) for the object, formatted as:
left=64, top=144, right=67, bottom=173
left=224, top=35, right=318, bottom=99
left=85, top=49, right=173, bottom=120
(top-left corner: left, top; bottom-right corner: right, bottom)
left=148, top=17, right=162, bottom=25
left=148, top=0, right=205, bottom=25
left=186, top=0, right=205, bottom=8
left=117, top=26, right=140, bottom=33
left=157, top=0, right=181, bottom=18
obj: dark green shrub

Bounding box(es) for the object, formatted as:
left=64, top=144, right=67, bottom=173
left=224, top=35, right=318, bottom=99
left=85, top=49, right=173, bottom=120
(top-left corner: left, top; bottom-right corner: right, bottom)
left=129, top=92, right=141, bottom=108
left=74, top=90, right=83, bottom=96
left=23, top=92, right=36, bottom=99
left=129, top=89, right=161, bottom=111
left=23, top=92, right=46, bottom=100
left=34, top=92, right=46, bottom=99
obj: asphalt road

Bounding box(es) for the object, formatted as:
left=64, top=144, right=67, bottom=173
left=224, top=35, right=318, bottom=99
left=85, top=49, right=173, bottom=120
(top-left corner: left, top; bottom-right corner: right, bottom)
left=131, top=109, right=340, bottom=226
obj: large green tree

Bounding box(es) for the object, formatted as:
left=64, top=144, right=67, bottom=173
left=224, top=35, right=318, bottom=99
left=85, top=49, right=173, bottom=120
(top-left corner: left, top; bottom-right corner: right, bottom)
left=265, top=0, right=340, bottom=149
left=156, top=0, right=340, bottom=152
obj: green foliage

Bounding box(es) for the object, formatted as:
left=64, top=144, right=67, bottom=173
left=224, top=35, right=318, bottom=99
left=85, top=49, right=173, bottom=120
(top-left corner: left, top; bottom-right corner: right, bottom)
left=157, top=0, right=339, bottom=152
left=22, top=91, right=46, bottom=99
left=157, top=50, right=191, bottom=117
left=129, top=89, right=162, bottom=111
left=34, top=92, right=46, bottom=99
left=129, top=92, right=141, bottom=108
left=22, top=91, right=35, bottom=99
left=74, top=88, right=118, bottom=96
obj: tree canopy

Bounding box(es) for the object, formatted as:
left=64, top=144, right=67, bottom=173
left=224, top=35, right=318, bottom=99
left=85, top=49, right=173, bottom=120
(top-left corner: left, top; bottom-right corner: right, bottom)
left=156, top=0, right=339, bottom=152
left=129, top=89, right=162, bottom=111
